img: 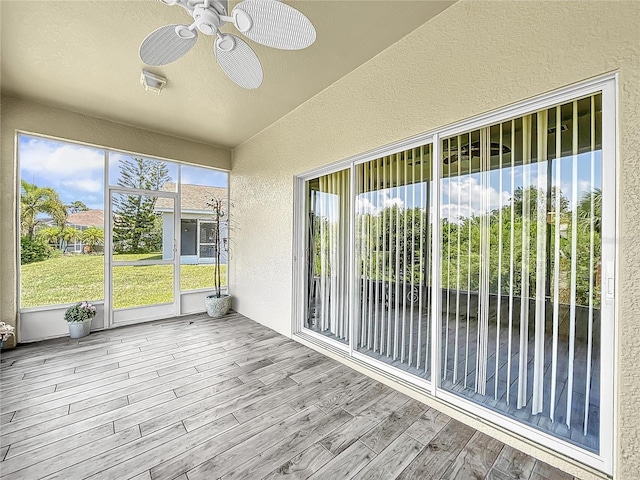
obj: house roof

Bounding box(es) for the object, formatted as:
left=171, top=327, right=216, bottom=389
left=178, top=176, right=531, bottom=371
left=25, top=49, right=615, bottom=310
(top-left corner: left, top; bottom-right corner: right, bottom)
left=66, top=209, right=104, bottom=228
left=155, top=183, right=228, bottom=213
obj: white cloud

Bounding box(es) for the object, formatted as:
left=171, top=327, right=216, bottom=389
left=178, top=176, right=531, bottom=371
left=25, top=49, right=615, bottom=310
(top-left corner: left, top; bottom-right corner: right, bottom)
left=441, top=203, right=475, bottom=223
left=356, top=197, right=377, bottom=215
left=356, top=191, right=406, bottom=216
left=61, top=179, right=103, bottom=193
left=20, top=138, right=104, bottom=179
left=578, top=179, right=592, bottom=193
left=443, top=176, right=509, bottom=222
left=560, top=179, right=596, bottom=210
left=19, top=136, right=105, bottom=208
left=381, top=192, right=404, bottom=210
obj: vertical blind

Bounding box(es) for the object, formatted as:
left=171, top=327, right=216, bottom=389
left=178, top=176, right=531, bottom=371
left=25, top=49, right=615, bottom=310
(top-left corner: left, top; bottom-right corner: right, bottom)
left=439, top=93, right=602, bottom=452
left=306, top=169, right=350, bottom=343
left=354, top=147, right=433, bottom=380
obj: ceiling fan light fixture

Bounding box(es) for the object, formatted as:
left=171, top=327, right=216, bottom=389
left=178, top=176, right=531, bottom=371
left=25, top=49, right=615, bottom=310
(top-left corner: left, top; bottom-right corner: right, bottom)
left=216, top=34, right=236, bottom=52
left=193, top=5, right=222, bottom=36
left=198, top=23, right=217, bottom=35
left=232, top=9, right=253, bottom=33
left=175, top=25, right=195, bottom=39
left=140, top=70, right=167, bottom=95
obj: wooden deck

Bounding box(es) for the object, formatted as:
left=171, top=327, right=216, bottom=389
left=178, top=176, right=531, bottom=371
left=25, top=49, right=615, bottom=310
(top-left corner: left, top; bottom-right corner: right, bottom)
left=0, top=312, right=579, bottom=480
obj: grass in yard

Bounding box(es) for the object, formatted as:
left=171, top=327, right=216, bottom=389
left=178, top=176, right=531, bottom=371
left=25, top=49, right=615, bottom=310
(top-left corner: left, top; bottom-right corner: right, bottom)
left=20, top=254, right=226, bottom=309
left=113, top=253, right=163, bottom=261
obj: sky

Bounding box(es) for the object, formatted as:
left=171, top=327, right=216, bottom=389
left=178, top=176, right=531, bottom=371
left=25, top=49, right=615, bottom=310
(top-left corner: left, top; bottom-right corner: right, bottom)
left=438, top=151, right=601, bottom=222
left=19, top=135, right=228, bottom=211
left=20, top=134, right=599, bottom=223
left=316, top=151, right=601, bottom=223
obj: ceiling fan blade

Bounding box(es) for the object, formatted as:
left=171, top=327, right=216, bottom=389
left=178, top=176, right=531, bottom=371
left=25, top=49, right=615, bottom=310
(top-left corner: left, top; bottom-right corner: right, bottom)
left=139, top=24, right=198, bottom=66
left=215, top=34, right=263, bottom=89
left=231, top=0, right=316, bottom=50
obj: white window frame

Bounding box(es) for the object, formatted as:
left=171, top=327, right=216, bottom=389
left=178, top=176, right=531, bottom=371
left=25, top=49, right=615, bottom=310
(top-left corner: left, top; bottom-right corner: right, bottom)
left=198, top=219, right=217, bottom=260
left=16, top=131, right=230, bottom=335
left=292, top=73, right=618, bottom=475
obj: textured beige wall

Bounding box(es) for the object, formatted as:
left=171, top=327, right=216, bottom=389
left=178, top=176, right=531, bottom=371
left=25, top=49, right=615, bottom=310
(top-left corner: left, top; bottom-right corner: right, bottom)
left=230, top=1, right=639, bottom=478
left=0, top=95, right=231, bottom=346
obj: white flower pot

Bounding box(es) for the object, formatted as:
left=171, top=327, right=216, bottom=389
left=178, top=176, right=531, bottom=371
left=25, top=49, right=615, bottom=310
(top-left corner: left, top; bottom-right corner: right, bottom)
left=68, top=318, right=93, bottom=339
left=205, top=294, right=232, bottom=318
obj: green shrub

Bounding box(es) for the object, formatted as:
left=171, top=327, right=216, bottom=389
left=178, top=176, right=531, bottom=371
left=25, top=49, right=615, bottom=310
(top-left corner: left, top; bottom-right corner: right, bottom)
left=20, top=237, right=51, bottom=265
left=64, top=301, right=97, bottom=322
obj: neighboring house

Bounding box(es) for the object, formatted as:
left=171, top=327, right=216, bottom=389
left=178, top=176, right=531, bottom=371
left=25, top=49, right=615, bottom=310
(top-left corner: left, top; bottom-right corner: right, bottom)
left=65, top=209, right=104, bottom=253
left=37, top=209, right=104, bottom=253
left=66, top=209, right=104, bottom=229
left=155, top=183, right=228, bottom=264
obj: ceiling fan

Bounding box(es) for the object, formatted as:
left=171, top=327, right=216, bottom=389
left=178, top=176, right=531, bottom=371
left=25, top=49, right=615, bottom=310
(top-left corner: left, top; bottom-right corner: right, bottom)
left=140, top=0, right=316, bottom=89
left=443, top=142, right=511, bottom=165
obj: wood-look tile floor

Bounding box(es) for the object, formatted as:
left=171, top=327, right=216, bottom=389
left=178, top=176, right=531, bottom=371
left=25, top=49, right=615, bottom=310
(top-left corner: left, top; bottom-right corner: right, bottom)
left=0, top=312, right=579, bottom=480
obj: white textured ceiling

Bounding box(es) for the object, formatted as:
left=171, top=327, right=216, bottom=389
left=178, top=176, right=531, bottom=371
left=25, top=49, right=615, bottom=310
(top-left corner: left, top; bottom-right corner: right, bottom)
left=0, top=0, right=455, bottom=149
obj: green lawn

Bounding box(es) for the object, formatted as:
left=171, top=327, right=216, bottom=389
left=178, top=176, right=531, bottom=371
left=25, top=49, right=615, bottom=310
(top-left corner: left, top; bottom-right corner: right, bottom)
left=20, top=254, right=226, bottom=309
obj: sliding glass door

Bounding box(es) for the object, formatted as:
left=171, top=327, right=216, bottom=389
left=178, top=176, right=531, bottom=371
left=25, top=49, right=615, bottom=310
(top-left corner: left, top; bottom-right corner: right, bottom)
left=295, top=78, right=615, bottom=473
left=305, top=169, right=351, bottom=344
left=354, top=147, right=433, bottom=381
left=438, top=93, right=604, bottom=452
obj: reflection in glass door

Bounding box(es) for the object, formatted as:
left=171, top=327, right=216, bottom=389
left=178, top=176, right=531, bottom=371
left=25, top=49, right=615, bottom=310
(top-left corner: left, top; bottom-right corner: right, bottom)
left=109, top=190, right=178, bottom=325
left=304, top=169, right=351, bottom=344
left=438, top=94, right=605, bottom=452
left=354, top=147, right=433, bottom=381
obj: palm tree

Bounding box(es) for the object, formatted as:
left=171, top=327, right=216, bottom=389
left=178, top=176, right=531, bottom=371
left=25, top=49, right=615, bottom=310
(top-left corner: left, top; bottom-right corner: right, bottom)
left=36, top=226, right=62, bottom=246
left=20, top=180, right=67, bottom=240
left=82, top=227, right=104, bottom=253
left=577, top=188, right=602, bottom=234
left=60, top=227, right=82, bottom=247
left=50, top=203, right=69, bottom=230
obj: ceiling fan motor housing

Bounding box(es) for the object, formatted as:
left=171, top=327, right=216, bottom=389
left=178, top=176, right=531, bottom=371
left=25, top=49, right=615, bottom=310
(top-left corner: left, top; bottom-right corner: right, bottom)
left=192, top=5, right=224, bottom=35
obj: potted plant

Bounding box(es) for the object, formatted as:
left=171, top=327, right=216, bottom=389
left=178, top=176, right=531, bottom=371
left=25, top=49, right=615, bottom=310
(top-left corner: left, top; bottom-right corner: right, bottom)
left=64, top=301, right=97, bottom=338
left=204, top=195, right=232, bottom=318
left=0, top=322, right=15, bottom=350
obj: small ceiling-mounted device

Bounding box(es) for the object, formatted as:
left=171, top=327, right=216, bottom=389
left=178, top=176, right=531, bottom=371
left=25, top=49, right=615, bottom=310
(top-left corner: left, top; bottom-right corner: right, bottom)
left=140, top=70, right=167, bottom=95
left=139, top=0, right=316, bottom=89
